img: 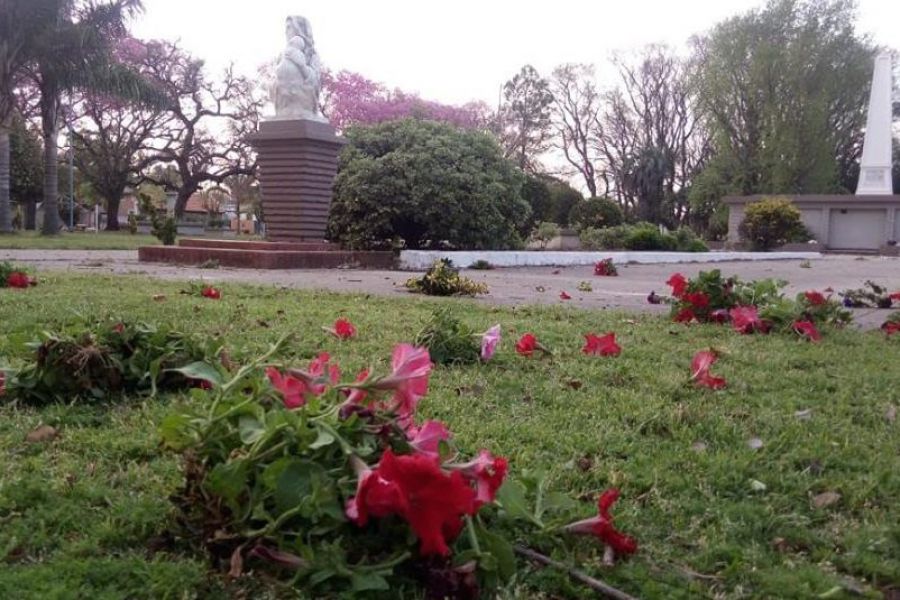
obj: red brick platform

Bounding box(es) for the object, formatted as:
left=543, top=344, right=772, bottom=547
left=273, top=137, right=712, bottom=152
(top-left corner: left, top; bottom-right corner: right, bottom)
left=138, top=239, right=394, bottom=270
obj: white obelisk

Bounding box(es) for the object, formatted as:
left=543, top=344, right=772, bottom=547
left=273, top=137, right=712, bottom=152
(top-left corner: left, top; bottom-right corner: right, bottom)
left=856, top=52, right=894, bottom=195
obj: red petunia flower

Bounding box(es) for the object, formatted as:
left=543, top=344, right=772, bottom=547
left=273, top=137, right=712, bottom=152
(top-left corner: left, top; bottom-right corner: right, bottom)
left=709, top=309, right=731, bottom=324
left=890, top=292, right=900, bottom=302
left=347, top=449, right=477, bottom=556
left=582, top=332, right=621, bottom=357
left=882, top=321, right=900, bottom=336
left=266, top=367, right=309, bottom=409
left=373, top=344, right=433, bottom=423
left=201, top=286, right=221, bottom=299
left=594, top=260, right=618, bottom=276
left=452, top=450, right=509, bottom=507
left=674, top=308, right=696, bottom=323
left=690, top=349, right=727, bottom=390
left=804, top=291, right=827, bottom=306
left=666, top=273, right=687, bottom=298
left=407, top=420, right=452, bottom=461
left=6, top=272, right=30, bottom=288
left=515, top=333, right=538, bottom=356
left=729, top=305, right=766, bottom=334
left=559, top=291, right=572, bottom=300
left=0, top=370, right=5, bottom=397
left=792, top=320, right=822, bottom=342
left=563, top=489, right=638, bottom=556
left=684, top=291, right=710, bottom=310
left=328, top=318, right=357, bottom=339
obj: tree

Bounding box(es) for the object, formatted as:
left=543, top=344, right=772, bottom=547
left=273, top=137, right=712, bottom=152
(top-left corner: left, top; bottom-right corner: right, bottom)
left=9, top=114, right=43, bottom=229
left=69, top=38, right=170, bottom=230
left=691, top=0, right=874, bottom=196
left=550, top=64, right=602, bottom=196
left=141, top=41, right=262, bottom=217
left=320, top=70, right=491, bottom=132
left=498, top=65, right=554, bottom=172
left=328, top=119, right=529, bottom=250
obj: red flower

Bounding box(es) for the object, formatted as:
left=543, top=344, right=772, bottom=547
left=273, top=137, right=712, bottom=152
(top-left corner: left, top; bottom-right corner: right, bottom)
left=306, top=352, right=340, bottom=395
left=594, top=260, right=618, bottom=276
left=452, top=450, right=508, bottom=507
left=6, top=272, right=30, bottom=288
left=582, top=332, right=621, bottom=357
left=563, top=489, right=638, bottom=556
left=792, top=320, right=822, bottom=342
left=690, top=350, right=726, bottom=390
left=804, top=291, right=827, bottom=306
left=407, top=420, right=452, bottom=460
left=192, top=379, right=213, bottom=390
left=882, top=321, right=900, bottom=336
left=666, top=273, right=687, bottom=298
left=329, top=318, right=357, bottom=339
left=347, top=449, right=477, bottom=556
left=674, top=308, right=696, bottom=323
left=890, top=292, right=900, bottom=302
left=201, top=286, right=221, bottom=299
left=373, top=344, right=433, bottom=422
left=559, top=291, right=572, bottom=300
left=684, top=291, right=710, bottom=310
left=515, top=333, right=538, bottom=356
left=113, top=323, right=126, bottom=334
left=0, top=370, right=5, bottom=397
left=729, top=305, right=765, bottom=334
left=266, top=367, right=309, bottom=409
left=709, top=309, right=731, bottom=324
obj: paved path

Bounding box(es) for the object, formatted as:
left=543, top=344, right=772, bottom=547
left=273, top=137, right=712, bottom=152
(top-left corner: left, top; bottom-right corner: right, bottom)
left=4, top=250, right=899, bottom=328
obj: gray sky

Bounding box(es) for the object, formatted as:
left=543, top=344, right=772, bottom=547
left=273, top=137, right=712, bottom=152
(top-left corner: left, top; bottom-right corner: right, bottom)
left=134, top=0, right=898, bottom=106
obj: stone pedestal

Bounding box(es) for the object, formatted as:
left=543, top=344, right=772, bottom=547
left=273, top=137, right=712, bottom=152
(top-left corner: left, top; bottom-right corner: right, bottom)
left=250, top=119, right=346, bottom=242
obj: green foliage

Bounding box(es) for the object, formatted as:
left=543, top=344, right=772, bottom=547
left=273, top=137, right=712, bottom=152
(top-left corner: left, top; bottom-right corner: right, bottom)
left=544, top=176, right=583, bottom=226
left=840, top=281, right=898, bottom=309
left=150, top=214, right=177, bottom=246
left=0, top=261, right=27, bottom=287
left=580, top=223, right=707, bottom=252
left=405, top=259, right=488, bottom=297
left=520, top=174, right=553, bottom=233
left=413, top=308, right=480, bottom=365
left=739, top=197, right=809, bottom=250
left=530, top=221, right=560, bottom=249
left=126, top=213, right=138, bottom=235
left=328, top=119, right=530, bottom=250
left=3, top=321, right=217, bottom=405
left=9, top=115, right=43, bottom=215
left=568, top=197, right=624, bottom=232
left=469, top=259, right=494, bottom=270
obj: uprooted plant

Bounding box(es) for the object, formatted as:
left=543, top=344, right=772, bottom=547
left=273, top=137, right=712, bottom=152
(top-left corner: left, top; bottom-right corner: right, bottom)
left=405, top=259, right=488, bottom=297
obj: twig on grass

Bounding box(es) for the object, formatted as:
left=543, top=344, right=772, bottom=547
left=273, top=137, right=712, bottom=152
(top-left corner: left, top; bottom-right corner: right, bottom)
left=514, top=545, right=639, bottom=600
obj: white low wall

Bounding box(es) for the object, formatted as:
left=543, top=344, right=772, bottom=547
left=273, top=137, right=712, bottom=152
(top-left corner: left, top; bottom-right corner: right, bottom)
left=399, top=250, right=822, bottom=270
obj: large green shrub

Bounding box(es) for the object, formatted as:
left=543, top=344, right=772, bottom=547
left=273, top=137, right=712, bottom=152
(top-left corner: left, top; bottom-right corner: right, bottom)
left=568, top=197, right=624, bottom=232
left=327, top=119, right=530, bottom=249
left=738, top=197, right=809, bottom=250
left=580, top=223, right=707, bottom=252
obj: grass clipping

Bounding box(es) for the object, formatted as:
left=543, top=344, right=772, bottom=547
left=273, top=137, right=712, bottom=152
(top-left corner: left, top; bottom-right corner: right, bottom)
left=405, top=259, right=488, bottom=297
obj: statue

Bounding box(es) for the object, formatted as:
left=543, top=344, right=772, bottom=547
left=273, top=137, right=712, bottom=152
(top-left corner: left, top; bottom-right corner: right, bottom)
left=270, top=16, right=327, bottom=122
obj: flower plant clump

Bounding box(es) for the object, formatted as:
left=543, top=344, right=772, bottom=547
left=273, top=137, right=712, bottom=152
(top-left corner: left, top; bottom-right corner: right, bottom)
left=405, top=259, right=488, bottom=297
left=0, top=261, right=37, bottom=288
left=413, top=308, right=481, bottom=365
left=3, top=321, right=218, bottom=404
left=594, top=258, right=618, bottom=277
left=160, top=339, right=523, bottom=596
left=840, top=281, right=900, bottom=309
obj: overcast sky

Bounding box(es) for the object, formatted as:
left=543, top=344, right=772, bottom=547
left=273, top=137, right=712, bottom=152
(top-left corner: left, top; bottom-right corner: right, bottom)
left=133, top=0, right=898, bottom=106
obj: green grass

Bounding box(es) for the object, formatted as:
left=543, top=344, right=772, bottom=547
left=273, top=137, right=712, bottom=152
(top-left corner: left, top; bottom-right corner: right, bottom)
left=1, top=274, right=898, bottom=599
left=0, top=231, right=161, bottom=250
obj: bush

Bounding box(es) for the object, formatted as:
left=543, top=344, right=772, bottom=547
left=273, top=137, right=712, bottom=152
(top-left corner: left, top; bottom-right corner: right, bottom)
left=530, top=221, right=560, bottom=249
left=623, top=223, right=676, bottom=250
left=580, top=223, right=707, bottom=252
left=127, top=213, right=138, bottom=235
left=521, top=175, right=553, bottom=233
left=739, top=197, right=809, bottom=250
left=580, top=225, right=628, bottom=250
left=543, top=176, right=583, bottom=226
left=151, top=214, right=177, bottom=246
left=328, top=119, right=530, bottom=250
left=405, top=259, right=488, bottom=296
left=568, top=197, right=624, bottom=232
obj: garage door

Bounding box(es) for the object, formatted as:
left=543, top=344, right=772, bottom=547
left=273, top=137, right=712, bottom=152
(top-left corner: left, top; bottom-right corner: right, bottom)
left=828, top=209, right=885, bottom=250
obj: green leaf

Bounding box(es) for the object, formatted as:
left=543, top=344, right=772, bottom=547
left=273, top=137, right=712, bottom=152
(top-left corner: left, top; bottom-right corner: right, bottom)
left=309, top=428, right=335, bottom=450
left=206, top=460, right=248, bottom=507
left=350, top=572, right=390, bottom=592
left=158, top=413, right=193, bottom=450
left=169, top=361, right=223, bottom=387
left=476, top=526, right=516, bottom=581
left=274, top=460, right=329, bottom=514
left=238, top=416, right=265, bottom=445
left=496, top=480, right=532, bottom=521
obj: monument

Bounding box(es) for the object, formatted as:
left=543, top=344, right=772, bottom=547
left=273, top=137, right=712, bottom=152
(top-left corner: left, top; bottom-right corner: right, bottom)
left=724, top=52, right=899, bottom=252
left=250, top=16, right=346, bottom=242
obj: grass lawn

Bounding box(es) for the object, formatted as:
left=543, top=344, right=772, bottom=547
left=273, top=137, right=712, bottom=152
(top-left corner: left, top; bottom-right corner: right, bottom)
left=1, top=274, right=898, bottom=599
left=0, top=231, right=161, bottom=250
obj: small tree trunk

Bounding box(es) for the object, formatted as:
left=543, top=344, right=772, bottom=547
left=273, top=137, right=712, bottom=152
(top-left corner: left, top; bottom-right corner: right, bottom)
left=40, top=93, right=60, bottom=235
left=105, top=194, right=122, bottom=231
left=174, top=187, right=194, bottom=218
left=0, top=128, right=12, bottom=233
left=25, top=198, right=36, bottom=230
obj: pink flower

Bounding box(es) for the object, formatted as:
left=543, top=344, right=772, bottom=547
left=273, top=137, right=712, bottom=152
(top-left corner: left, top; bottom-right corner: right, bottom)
left=266, top=367, right=309, bottom=409
left=373, top=344, right=433, bottom=421
left=559, top=291, right=572, bottom=300
left=305, top=352, right=340, bottom=395
left=563, top=489, right=638, bottom=556
left=407, top=420, right=452, bottom=460
left=729, top=306, right=766, bottom=334
left=792, top=320, right=821, bottom=342
left=480, top=324, right=501, bottom=361
left=452, top=450, right=509, bottom=507
left=666, top=273, right=687, bottom=298
left=582, top=332, right=621, bottom=357
left=690, top=350, right=726, bottom=390
left=684, top=291, right=710, bottom=310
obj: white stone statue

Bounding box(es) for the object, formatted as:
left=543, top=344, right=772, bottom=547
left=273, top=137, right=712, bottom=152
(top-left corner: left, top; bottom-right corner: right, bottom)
left=270, top=16, right=327, bottom=122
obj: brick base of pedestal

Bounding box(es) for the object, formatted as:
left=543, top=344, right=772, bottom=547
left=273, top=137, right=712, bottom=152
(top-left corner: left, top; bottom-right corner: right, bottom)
left=250, top=119, right=346, bottom=242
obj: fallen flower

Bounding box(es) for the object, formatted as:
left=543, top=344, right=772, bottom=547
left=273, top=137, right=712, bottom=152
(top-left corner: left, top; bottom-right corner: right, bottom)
left=0, top=370, right=5, bottom=397
left=373, top=344, right=433, bottom=422
left=792, top=320, right=822, bottom=342
left=113, top=322, right=126, bottom=334
left=730, top=305, right=766, bottom=334
left=559, top=290, right=572, bottom=300
left=674, top=308, right=696, bottom=323
left=407, top=420, right=452, bottom=460
left=594, top=259, right=618, bottom=276
left=881, top=321, right=900, bottom=336
left=480, top=324, right=501, bottom=361
left=326, top=317, right=357, bottom=340
left=666, top=273, right=687, bottom=298
left=804, top=291, right=827, bottom=306
left=266, top=367, right=309, bottom=409
left=684, top=291, right=710, bottom=310
left=690, top=350, right=727, bottom=390
left=646, top=291, right=662, bottom=305
left=563, top=489, right=638, bottom=557
left=6, top=272, right=31, bottom=288
left=515, top=333, right=542, bottom=357
left=582, top=332, right=621, bottom=357
left=347, top=449, right=476, bottom=556
left=451, top=449, right=508, bottom=506
left=201, top=286, right=221, bottom=299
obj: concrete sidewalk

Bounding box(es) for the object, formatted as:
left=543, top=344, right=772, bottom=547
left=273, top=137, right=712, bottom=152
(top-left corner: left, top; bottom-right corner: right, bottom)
left=3, top=249, right=899, bottom=329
